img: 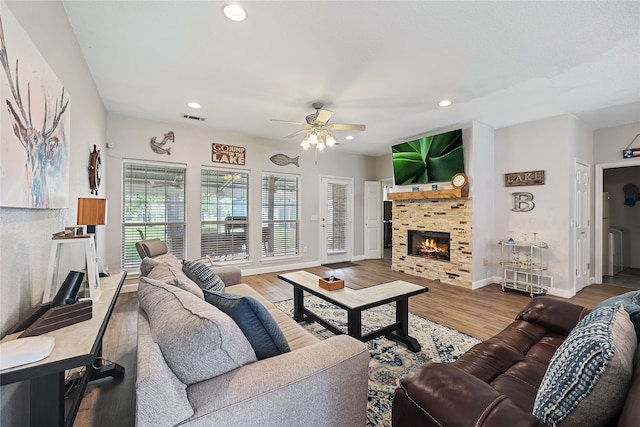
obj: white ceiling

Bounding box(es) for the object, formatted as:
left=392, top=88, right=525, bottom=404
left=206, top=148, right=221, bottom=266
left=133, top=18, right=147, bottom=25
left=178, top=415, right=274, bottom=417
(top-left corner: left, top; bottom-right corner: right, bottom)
left=62, top=1, right=640, bottom=156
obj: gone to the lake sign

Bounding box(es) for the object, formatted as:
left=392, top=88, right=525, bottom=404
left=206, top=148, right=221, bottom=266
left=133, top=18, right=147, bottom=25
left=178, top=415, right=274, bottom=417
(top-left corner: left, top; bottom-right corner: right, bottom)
left=212, top=144, right=246, bottom=165
left=504, top=170, right=545, bottom=187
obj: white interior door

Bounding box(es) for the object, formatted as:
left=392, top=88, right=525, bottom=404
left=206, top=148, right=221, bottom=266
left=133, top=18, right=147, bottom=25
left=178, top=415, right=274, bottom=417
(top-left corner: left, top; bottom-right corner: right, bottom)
left=320, top=177, right=353, bottom=265
left=575, top=161, right=590, bottom=291
left=364, top=181, right=382, bottom=259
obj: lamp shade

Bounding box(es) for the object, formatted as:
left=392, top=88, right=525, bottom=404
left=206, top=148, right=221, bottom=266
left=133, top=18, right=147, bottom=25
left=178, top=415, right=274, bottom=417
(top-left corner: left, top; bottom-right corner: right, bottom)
left=77, top=198, right=107, bottom=226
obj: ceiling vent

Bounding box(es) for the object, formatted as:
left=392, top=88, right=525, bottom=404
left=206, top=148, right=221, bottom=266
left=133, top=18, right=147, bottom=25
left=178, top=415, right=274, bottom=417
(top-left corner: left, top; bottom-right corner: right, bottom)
left=183, top=114, right=205, bottom=121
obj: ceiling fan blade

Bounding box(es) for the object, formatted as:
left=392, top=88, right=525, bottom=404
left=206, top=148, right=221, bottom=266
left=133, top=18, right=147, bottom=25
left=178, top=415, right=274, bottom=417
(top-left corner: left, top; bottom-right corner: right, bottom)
left=327, top=123, right=366, bottom=131
left=284, top=128, right=311, bottom=138
left=315, top=109, right=334, bottom=124
left=271, top=119, right=306, bottom=125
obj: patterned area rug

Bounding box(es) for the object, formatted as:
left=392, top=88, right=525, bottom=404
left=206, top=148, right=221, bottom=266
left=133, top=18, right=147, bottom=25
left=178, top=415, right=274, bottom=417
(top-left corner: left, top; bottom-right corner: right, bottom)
left=275, top=296, right=481, bottom=426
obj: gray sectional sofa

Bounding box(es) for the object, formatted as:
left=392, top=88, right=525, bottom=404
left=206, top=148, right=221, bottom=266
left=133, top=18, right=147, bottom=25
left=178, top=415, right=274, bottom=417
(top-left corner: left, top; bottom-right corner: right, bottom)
left=134, top=239, right=370, bottom=427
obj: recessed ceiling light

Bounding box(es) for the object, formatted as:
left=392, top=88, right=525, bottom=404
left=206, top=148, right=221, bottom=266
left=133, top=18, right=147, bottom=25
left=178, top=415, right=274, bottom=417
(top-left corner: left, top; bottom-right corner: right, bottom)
left=223, top=4, right=246, bottom=21
left=345, top=135, right=355, bottom=140
left=187, top=102, right=201, bottom=109
left=438, top=100, right=452, bottom=107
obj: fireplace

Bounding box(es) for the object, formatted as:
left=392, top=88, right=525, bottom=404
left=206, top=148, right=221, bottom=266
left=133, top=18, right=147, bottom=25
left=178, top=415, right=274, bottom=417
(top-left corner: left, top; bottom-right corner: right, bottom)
left=407, top=230, right=451, bottom=262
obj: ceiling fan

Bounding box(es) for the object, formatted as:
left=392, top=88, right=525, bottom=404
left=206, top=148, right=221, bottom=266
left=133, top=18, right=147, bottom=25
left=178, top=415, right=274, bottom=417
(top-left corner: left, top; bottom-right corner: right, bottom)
left=272, top=102, right=366, bottom=150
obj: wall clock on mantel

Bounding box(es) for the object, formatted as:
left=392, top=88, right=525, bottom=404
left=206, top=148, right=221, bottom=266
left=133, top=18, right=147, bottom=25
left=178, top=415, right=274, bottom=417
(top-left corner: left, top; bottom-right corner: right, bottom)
left=451, top=172, right=468, bottom=189
left=88, top=144, right=101, bottom=195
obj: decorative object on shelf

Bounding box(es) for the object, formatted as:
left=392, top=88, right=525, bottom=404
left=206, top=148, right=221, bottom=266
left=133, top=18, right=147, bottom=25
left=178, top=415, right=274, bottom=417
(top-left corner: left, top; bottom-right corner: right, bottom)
left=270, top=154, right=299, bottom=167
left=271, top=102, right=365, bottom=164
left=512, top=192, right=535, bottom=212
left=88, top=144, right=101, bottom=195
left=451, top=172, right=468, bottom=189
left=0, top=7, right=70, bottom=209
left=52, top=227, right=84, bottom=239
left=504, top=170, right=545, bottom=187
left=622, top=133, right=640, bottom=158
left=212, top=143, right=246, bottom=165
left=149, top=131, right=174, bottom=155
left=319, top=276, right=344, bottom=290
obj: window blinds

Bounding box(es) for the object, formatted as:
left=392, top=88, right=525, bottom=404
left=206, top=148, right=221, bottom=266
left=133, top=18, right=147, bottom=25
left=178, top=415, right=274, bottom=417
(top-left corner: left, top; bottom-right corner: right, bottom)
left=261, top=174, right=299, bottom=257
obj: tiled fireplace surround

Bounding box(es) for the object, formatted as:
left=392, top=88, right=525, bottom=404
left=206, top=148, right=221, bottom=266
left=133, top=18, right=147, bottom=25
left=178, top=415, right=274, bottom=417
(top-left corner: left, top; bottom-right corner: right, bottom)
left=391, top=197, right=473, bottom=288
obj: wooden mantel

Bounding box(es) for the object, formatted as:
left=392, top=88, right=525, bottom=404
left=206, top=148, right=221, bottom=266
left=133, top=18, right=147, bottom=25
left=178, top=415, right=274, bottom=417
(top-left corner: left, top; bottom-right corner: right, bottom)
left=387, top=187, right=469, bottom=201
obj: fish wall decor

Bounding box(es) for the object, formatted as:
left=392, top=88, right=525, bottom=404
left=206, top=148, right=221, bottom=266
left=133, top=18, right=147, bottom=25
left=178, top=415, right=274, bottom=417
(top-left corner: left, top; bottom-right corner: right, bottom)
left=150, top=131, right=175, bottom=155
left=270, top=154, right=299, bottom=167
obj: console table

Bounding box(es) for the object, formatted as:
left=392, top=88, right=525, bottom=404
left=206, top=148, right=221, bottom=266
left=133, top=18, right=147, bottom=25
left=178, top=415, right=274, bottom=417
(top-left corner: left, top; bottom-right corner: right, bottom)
left=0, top=271, right=127, bottom=427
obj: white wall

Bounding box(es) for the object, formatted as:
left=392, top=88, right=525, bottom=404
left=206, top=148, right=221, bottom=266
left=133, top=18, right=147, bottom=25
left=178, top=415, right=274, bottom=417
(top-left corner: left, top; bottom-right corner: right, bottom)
left=0, top=1, right=106, bottom=425
left=104, top=113, right=377, bottom=275
left=494, top=115, right=574, bottom=295
left=469, top=122, right=495, bottom=287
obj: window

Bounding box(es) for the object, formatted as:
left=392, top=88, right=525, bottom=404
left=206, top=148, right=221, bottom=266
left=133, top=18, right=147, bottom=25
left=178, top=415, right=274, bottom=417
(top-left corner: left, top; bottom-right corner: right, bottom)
left=327, top=181, right=348, bottom=253
left=261, top=173, right=299, bottom=257
left=122, top=162, right=186, bottom=270
left=201, top=169, right=249, bottom=261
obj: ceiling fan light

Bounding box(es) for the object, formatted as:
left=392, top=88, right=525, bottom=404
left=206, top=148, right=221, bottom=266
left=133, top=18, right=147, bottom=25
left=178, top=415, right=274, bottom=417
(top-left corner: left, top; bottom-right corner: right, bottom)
left=326, top=135, right=336, bottom=146
left=300, top=140, right=311, bottom=149
left=308, top=133, right=318, bottom=145
left=223, top=4, right=247, bottom=21
left=317, top=141, right=326, bottom=150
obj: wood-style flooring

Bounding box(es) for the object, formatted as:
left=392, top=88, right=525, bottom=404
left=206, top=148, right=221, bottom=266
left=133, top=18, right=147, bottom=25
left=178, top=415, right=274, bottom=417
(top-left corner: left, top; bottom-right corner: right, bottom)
left=72, top=255, right=631, bottom=427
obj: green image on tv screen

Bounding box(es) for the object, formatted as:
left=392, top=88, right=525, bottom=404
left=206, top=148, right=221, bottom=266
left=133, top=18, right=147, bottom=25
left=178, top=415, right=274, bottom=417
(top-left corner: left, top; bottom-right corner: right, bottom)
left=392, top=129, right=464, bottom=185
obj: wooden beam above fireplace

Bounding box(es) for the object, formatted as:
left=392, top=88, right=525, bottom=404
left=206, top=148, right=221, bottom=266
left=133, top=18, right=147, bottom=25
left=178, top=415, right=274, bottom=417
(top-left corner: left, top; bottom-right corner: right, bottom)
left=387, top=187, right=469, bottom=201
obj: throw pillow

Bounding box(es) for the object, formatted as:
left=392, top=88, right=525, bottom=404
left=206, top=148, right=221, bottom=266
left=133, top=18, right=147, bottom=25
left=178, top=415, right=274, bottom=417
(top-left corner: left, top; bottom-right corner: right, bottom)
left=595, top=290, right=640, bottom=342
left=139, top=253, right=182, bottom=276
left=533, top=306, right=635, bottom=427
left=203, top=290, right=291, bottom=360
left=148, top=262, right=204, bottom=300
left=138, top=277, right=257, bottom=385
left=182, top=259, right=225, bottom=292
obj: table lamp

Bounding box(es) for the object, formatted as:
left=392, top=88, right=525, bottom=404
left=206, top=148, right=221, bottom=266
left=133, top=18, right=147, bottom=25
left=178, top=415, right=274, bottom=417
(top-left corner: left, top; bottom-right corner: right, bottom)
left=77, top=197, right=108, bottom=276
left=77, top=197, right=107, bottom=235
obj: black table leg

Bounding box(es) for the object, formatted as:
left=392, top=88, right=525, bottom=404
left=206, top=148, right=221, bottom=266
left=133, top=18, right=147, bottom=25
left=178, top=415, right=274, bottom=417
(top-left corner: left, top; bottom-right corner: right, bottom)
left=347, top=309, right=363, bottom=340
left=386, top=297, right=422, bottom=352
left=293, top=286, right=305, bottom=322
left=31, top=371, right=65, bottom=427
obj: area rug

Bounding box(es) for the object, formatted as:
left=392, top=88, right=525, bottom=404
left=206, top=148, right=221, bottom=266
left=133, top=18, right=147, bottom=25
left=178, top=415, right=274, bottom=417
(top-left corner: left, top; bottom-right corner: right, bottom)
left=275, top=296, right=481, bottom=427
left=321, top=261, right=359, bottom=269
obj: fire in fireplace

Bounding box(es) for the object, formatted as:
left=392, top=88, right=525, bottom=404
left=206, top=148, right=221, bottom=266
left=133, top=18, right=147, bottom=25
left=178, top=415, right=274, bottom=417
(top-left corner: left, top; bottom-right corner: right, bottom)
left=407, top=230, right=451, bottom=262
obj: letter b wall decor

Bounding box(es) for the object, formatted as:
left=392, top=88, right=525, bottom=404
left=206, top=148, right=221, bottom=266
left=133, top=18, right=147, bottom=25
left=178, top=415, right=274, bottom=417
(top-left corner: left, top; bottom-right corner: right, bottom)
left=512, top=192, right=535, bottom=212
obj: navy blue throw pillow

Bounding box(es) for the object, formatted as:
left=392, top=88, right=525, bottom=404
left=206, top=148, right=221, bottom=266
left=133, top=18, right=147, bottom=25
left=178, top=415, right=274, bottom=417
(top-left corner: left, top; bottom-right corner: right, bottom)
left=203, top=290, right=291, bottom=360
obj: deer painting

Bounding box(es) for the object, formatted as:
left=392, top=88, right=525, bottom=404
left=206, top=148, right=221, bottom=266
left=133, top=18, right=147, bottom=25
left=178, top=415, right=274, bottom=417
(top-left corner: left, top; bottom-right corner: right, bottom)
left=0, top=11, right=69, bottom=208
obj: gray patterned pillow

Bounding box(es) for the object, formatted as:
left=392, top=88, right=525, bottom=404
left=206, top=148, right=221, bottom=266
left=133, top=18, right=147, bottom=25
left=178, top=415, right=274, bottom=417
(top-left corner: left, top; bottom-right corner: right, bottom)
left=533, top=306, right=635, bottom=426
left=182, top=260, right=225, bottom=292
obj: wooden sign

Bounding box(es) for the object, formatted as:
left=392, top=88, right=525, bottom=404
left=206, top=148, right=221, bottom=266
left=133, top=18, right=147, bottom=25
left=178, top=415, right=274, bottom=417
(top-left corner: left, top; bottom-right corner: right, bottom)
left=212, top=143, right=246, bottom=165
left=504, top=170, right=545, bottom=187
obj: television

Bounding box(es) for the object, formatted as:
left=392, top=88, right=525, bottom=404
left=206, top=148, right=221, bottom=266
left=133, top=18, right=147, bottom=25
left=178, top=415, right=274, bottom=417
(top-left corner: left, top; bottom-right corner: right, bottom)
left=392, top=128, right=464, bottom=185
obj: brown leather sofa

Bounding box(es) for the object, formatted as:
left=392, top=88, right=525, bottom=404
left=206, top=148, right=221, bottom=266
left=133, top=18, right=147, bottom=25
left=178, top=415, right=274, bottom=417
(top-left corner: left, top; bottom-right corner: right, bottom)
left=392, top=296, right=640, bottom=427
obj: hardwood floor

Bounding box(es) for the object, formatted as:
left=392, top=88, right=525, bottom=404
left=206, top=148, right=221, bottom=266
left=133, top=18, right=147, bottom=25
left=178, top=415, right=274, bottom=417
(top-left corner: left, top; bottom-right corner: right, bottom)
left=72, top=256, right=631, bottom=426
